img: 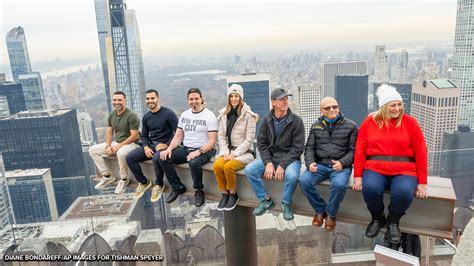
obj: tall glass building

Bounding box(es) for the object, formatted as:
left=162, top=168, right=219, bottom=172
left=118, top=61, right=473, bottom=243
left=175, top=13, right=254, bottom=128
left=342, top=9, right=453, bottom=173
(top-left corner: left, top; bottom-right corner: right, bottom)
left=334, top=75, right=369, bottom=126
left=0, top=109, right=85, bottom=178
left=18, top=72, right=46, bottom=110
left=52, top=176, right=89, bottom=216
left=452, top=0, right=474, bottom=127
left=6, top=26, right=32, bottom=83
left=227, top=73, right=271, bottom=135
left=94, top=0, right=115, bottom=113
left=109, top=0, right=146, bottom=117
left=4, top=168, right=58, bottom=224
left=0, top=82, right=27, bottom=114
left=0, top=177, right=14, bottom=231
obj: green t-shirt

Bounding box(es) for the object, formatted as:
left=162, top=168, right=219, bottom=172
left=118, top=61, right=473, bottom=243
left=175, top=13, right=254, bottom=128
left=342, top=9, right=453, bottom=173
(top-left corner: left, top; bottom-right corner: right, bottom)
left=108, top=108, right=140, bottom=143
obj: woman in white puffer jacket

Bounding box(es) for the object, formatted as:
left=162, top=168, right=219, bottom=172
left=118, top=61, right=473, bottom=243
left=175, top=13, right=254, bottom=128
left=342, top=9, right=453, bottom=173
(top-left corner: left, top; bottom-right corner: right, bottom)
left=213, top=84, right=258, bottom=211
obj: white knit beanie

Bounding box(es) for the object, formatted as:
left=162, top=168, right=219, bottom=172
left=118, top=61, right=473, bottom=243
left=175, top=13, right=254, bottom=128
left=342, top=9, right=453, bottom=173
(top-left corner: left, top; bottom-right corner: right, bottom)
left=376, top=84, right=402, bottom=107
left=227, top=84, right=244, bottom=99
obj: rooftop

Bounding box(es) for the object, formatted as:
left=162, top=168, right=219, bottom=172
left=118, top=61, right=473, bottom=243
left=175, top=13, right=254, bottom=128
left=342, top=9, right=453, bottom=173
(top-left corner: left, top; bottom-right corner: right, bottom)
left=0, top=218, right=139, bottom=255
left=6, top=26, right=25, bottom=39
left=0, top=109, right=72, bottom=120
left=227, top=73, right=271, bottom=82
left=4, top=168, right=50, bottom=178
left=59, top=193, right=137, bottom=221
left=429, top=79, right=457, bottom=89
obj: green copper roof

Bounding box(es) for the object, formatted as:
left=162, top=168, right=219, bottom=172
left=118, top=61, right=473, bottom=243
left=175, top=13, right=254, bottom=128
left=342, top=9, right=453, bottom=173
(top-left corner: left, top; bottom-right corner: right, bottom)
left=430, top=79, right=457, bottom=89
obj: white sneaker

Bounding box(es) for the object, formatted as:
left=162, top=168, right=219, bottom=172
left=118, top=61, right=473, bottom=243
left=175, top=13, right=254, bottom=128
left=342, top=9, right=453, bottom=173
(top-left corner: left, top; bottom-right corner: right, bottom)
left=114, top=179, right=130, bottom=194
left=150, top=184, right=165, bottom=202
left=133, top=181, right=152, bottom=199
left=94, top=176, right=117, bottom=190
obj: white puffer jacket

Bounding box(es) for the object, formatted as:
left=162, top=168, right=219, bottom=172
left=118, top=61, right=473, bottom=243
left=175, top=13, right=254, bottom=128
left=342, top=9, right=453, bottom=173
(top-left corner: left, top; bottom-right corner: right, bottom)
left=217, top=103, right=258, bottom=164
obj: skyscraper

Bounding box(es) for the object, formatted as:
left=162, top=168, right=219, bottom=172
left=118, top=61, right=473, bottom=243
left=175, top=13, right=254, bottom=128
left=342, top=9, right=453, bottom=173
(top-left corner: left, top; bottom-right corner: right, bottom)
left=0, top=175, right=14, bottom=231
left=320, top=61, right=368, bottom=97
left=77, top=112, right=98, bottom=144
left=440, top=125, right=474, bottom=207
left=374, top=45, right=389, bottom=82
left=0, top=82, right=27, bottom=114
left=452, top=0, right=474, bottom=127
left=335, top=75, right=368, bottom=126
left=4, top=168, right=58, bottom=224
left=411, top=79, right=460, bottom=175
left=6, top=26, right=32, bottom=83
left=94, top=0, right=115, bottom=113
left=0, top=109, right=85, bottom=178
left=399, top=49, right=409, bottom=83
left=296, top=82, right=322, bottom=140
left=18, top=72, right=46, bottom=110
left=109, top=0, right=146, bottom=117
left=52, top=176, right=89, bottom=215
left=227, top=73, right=271, bottom=134
left=0, top=96, right=9, bottom=118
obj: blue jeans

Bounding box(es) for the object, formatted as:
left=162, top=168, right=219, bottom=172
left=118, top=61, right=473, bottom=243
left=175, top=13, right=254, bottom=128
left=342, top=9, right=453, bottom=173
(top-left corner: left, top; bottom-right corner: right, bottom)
left=299, top=164, right=351, bottom=218
left=362, top=170, right=418, bottom=215
left=245, top=159, right=300, bottom=205
left=126, top=146, right=163, bottom=186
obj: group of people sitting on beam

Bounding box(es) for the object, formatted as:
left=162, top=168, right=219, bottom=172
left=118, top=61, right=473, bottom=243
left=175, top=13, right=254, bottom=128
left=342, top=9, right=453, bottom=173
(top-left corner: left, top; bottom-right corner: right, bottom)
left=89, top=83, right=428, bottom=245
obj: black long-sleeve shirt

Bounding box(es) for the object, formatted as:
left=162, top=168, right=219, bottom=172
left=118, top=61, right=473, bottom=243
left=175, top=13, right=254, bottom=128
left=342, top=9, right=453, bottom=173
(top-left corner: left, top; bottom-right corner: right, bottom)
left=141, top=106, right=178, bottom=148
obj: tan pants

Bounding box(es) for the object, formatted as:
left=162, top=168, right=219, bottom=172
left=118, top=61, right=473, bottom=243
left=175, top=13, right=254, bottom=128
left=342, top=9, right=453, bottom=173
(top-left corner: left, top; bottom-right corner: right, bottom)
left=89, top=142, right=138, bottom=180
left=213, top=156, right=245, bottom=191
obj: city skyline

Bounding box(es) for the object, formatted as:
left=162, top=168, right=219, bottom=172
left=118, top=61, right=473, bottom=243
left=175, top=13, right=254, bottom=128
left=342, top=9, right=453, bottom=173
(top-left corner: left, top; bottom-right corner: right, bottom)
left=1, top=1, right=457, bottom=68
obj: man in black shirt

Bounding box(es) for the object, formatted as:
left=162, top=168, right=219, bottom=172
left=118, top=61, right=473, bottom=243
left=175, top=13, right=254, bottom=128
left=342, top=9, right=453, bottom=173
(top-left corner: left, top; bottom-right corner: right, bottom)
left=126, top=89, right=178, bottom=202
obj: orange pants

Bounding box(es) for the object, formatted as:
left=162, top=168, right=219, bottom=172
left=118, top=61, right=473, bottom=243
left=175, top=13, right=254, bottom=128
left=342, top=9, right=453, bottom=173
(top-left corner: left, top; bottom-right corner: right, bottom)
left=213, top=156, right=245, bottom=191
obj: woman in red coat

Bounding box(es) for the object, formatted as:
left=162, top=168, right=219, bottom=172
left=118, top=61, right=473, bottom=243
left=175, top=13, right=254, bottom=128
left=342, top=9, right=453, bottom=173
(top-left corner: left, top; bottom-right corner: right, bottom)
left=353, top=84, right=428, bottom=244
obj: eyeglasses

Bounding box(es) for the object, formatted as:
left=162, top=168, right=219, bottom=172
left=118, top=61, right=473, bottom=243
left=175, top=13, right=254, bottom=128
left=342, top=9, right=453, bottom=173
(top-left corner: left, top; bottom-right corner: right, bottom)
left=322, top=105, right=339, bottom=111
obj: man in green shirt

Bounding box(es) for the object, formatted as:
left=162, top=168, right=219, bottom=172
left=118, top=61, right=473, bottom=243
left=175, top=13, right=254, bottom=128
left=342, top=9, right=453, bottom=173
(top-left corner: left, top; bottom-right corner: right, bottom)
left=89, top=91, right=140, bottom=194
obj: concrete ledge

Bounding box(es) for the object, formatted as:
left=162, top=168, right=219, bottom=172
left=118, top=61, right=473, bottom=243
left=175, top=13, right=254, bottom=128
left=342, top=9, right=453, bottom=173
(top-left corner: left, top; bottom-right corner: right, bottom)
left=102, top=156, right=456, bottom=239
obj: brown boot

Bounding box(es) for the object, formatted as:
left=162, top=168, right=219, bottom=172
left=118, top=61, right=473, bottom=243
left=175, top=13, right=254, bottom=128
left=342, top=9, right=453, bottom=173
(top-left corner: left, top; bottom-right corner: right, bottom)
left=312, top=212, right=327, bottom=227
left=325, top=216, right=336, bottom=231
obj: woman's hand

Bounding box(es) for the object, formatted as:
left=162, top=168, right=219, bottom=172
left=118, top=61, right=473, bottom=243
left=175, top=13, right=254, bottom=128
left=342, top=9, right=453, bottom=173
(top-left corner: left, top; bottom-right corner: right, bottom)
left=352, top=178, right=362, bottom=191
left=415, top=184, right=428, bottom=199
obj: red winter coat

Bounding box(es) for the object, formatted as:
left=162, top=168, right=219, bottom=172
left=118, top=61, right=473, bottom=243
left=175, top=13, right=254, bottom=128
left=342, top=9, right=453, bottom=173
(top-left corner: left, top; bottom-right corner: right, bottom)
left=354, top=114, right=428, bottom=184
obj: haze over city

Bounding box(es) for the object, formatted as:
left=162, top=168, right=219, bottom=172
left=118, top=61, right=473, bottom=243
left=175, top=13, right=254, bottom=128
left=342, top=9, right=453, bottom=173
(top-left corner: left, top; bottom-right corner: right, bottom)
left=1, top=0, right=456, bottom=70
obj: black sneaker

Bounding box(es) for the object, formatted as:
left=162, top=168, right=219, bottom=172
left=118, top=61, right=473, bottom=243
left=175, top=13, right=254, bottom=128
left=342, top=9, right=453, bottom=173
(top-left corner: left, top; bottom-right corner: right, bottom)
left=217, top=193, right=229, bottom=211
left=166, top=187, right=186, bottom=204
left=194, top=189, right=205, bottom=207
left=224, top=193, right=239, bottom=211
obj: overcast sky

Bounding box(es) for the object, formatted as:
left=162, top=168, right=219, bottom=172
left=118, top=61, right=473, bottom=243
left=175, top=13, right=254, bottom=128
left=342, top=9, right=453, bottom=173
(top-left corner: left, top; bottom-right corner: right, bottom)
left=1, top=0, right=457, bottom=65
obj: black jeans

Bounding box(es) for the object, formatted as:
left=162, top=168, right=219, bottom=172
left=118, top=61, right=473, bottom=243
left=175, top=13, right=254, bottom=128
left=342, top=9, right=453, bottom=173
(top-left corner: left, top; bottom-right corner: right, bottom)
left=160, top=146, right=215, bottom=191
left=126, top=146, right=164, bottom=186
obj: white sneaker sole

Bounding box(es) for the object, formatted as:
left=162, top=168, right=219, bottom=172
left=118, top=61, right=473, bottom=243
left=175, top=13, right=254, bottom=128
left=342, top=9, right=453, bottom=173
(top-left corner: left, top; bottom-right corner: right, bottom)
left=224, top=197, right=240, bottom=211
left=94, top=176, right=117, bottom=190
